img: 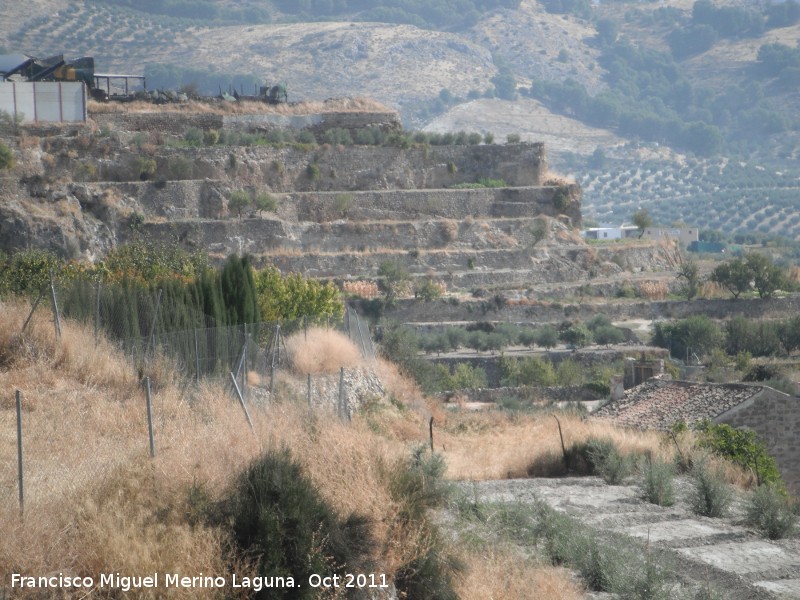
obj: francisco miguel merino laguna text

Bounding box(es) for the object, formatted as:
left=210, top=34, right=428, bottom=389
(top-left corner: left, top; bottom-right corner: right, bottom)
left=11, top=573, right=297, bottom=592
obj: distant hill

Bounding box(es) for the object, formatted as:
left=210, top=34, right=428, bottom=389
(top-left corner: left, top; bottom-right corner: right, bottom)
left=1, top=0, right=799, bottom=237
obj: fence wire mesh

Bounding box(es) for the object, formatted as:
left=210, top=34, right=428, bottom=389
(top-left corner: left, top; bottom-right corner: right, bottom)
left=1, top=282, right=377, bottom=527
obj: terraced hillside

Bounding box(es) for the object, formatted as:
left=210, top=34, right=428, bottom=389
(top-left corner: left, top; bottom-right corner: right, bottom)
left=564, top=153, right=800, bottom=238
left=0, top=104, right=681, bottom=304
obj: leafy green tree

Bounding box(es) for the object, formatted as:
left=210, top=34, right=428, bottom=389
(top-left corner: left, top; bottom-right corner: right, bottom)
left=632, top=208, right=653, bottom=238
left=535, top=325, right=559, bottom=350
left=676, top=257, right=701, bottom=300
left=255, top=265, right=342, bottom=322
left=745, top=252, right=785, bottom=299
left=653, top=315, right=723, bottom=361
left=377, top=260, right=410, bottom=306
left=711, top=258, right=752, bottom=299
left=559, top=325, right=592, bottom=350
left=229, top=190, right=251, bottom=219
left=253, top=192, right=278, bottom=216
left=594, top=325, right=624, bottom=347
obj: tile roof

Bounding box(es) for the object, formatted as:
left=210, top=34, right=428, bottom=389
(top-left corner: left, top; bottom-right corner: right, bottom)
left=593, top=379, right=762, bottom=431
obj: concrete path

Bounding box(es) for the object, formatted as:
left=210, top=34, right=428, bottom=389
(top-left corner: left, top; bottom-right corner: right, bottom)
left=464, top=477, right=800, bottom=599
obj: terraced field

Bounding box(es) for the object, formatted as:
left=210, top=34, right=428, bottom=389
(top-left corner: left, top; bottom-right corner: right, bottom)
left=570, top=154, right=800, bottom=238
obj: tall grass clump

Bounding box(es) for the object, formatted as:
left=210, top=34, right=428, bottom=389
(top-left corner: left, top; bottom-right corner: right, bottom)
left=225, top=446, right=373, bottom=599
left=689, top=460, right=732, bottom=518
left=745, top=484, right=797, bottom=539
left=638, top=456, right=675, bottom=506
left=581, top=437, right=634, bottom=484
left=286, top=327, right=362, bottom=375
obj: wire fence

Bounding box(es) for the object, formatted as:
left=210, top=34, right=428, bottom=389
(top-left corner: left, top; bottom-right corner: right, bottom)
left=0, top=276, right=378, bottom=528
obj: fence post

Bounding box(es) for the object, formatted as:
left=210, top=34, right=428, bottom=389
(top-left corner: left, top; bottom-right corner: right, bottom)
left=338, top=367, right=349, bottom=421
left=429, top=417, right=434, bottom=453
left=307, top=373, right=312, bottom=409
left=48, top=269, right=62, bottom=339
left=145, top=377, right=155, bottom=458
left=194, top=328, right=200, bottom=384
left=16, top=390, right=24, bottom=518
left=230, top=372, right=255, bottom=434
left=242, top=324, right=248, bottom=400
left=94, top=281, right=102, bottom=341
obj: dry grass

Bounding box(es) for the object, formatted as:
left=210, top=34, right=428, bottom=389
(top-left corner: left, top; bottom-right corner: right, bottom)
left=0, top=297, right=752, bottom=599
left=455, top=549, right=583, bottom=600
left=438, top=410, right=671, bottom=480
left=285, top=327, right=363, bottom=375
left=89, top=97, right=394, bottom=116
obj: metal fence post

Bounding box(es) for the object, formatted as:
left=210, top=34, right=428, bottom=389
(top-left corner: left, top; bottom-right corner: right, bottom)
left=16, top=390, right=24, bottom=517
left=307, top=373, right=312, bottom=409
left=338, top=367, right=346, bottom=421
left=230, top=372, right=255, bottom=434
left=242, top=324, right=248, bottom=399
left=194, top=328, right=200, bottom=384
left=94, top=281, right=102, bottom=342
left=48, top=269, right=62, bottom=339
left=145, top=377, right=155, bottom=458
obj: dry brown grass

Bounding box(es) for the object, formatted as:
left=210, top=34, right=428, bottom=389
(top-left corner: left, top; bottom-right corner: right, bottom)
left=455, top=549, right=583, bottom=600
left=439, top=410, right=671, bottom=480
left=0, top=298, right=753, bottom=599
left=89, top=97, right=394, bottom=116
left=285, top=327, right=363, bottom=375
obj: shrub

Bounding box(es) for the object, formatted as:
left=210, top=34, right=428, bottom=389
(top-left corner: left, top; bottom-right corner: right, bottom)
left=183, top=127, right=203, bottom=145
left=587, top=437, right=634, bottom=485
left=306, top=163, right=321, bottom=180
left=225, top=447, right=373, bottom=599
left=638, top=456, right=675, bottom=506
left=689, top=460, right=732, bottom=517
left=746, top=484, right=797, bottom=539
left=0, top=140, right=14, bottom=169
left=695, top=421, right=783, bottom=487
left=135, top=156, right=157, bottom=180
left=506, top=133, right=521, bottom=143
left=166, top=155, right=193, bottom=179
left=390, top=448, right=459, bottom=600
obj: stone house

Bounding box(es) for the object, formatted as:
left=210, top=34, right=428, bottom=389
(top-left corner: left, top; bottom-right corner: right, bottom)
left=594, top=379, right=799, bottom=494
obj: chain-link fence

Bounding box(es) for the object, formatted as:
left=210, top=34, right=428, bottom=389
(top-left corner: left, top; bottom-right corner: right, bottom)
left=0, top=279, right=378, bottom=527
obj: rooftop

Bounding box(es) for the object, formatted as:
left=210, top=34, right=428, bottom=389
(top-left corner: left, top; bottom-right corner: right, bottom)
left=593, top=379, right=763, bottom=431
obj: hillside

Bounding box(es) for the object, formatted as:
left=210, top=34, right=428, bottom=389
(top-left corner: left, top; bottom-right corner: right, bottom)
left=1, top=0, right=799, bottom=236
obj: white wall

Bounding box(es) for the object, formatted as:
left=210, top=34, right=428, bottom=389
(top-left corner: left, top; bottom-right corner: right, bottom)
left=0, top=81, right=87, bottom=123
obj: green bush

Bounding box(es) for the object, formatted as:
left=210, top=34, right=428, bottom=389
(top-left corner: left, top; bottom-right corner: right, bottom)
left=689, top=460, right=732, bottom=517
left=695, top=421, right=783, bottom=488
left=586, top=438, right=634, bottom=485
left=390, top=447, right=459, bottom=600
left=0, top=140, right=14, bottom=170
left=225, top=447, right=373, bottom=599
left=638, top=456, right=675, bottom=506
left=746, top=484, right=797, bottom=539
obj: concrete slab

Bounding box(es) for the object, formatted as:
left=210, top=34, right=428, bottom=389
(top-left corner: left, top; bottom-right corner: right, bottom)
left=626, top=519, right=732, bottom=543
left=753, top=579, right=800, bottom=597
left=678, top=540, right=800, bottom=575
